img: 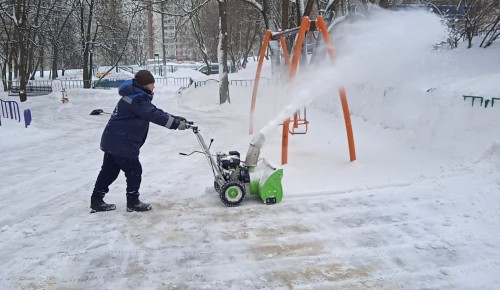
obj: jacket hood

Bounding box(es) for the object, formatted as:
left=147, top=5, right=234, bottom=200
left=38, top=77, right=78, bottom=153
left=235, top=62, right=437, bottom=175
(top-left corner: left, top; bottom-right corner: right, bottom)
left=118, top=79, right=153, bottom=98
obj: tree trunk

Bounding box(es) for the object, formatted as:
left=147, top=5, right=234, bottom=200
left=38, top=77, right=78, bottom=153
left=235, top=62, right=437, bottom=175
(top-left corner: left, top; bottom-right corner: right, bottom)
left=80, top=0, right=95, bottom=88
left=282, top=0, right=289, bottom=30
left=1, top=63, right=5, bottom=91
left=51, top=45, right=59, bottom=79
left=218, top=0, right=230, bottom=104
left=379, top=0, right=390, bottom=8
left=1, top=43, right=9, bottom=91
left=262, top=0, right=279, bottom=75
left=8, top=49, right=14, bottom=87
left=38, top=45, right=44, bottom=78
left=147, top=0, right=154, bottom=59
left=16, top=1, right=29, bottom=102
left=18, top=37, right=28, bottom=102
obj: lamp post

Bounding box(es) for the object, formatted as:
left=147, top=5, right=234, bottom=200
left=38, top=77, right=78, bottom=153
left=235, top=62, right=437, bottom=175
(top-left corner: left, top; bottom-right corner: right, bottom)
left=85, top=41, right=100, bottom=88
left=161, top=2, right=166, bottom=76
left=154, top=53, right=159, bottom=75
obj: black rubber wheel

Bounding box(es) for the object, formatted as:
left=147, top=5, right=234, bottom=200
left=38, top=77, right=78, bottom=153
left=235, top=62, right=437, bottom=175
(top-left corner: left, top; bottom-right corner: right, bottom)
left=219, top=181, right=246, bottom=207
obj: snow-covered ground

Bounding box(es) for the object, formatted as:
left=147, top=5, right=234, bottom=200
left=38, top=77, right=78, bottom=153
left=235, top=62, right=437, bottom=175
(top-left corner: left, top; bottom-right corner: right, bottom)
left=1, top=8, right=499, bottom=290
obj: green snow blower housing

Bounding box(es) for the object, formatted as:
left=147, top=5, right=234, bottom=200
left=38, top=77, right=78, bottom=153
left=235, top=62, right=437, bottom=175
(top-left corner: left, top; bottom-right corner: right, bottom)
left=244, top=132, right=283, bottom=204
left=181, top=124, right=283, bottom=207
left=249, top=167, right=284, bottom=204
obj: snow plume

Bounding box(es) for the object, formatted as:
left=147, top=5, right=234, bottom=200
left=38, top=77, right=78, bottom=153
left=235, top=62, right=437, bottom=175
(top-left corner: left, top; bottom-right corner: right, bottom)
left=257, top=6, right=448, bottom=138
left=332, top=5, right=448, bottom=86
left=257, top=73, right=341, bottom=137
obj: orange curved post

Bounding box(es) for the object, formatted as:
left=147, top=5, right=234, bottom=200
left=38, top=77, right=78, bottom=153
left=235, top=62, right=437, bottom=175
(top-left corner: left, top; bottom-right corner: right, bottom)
left=249, top=30, right=272, bottom=135
left=339, top=87, right=356, bottom=161
left=282, top=119, right=290, bottom=164
left=282, top=17, right=310, bottom=164
left=317, top=16, right=357, bottom=161
left=279, top=36, right=291, bottom=65
left=289, top=17, right=310, bottom=78
left=316, top=16, right=336, bottom=60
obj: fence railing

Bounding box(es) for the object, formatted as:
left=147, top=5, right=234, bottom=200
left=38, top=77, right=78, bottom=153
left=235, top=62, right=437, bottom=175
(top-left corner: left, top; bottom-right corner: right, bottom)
left=230, top=78, right=277, bottom=87
left=4, top=80, right=53, bottom=96
left=193, top=77, right=285, bottom=88
left=463, top=95, right=500, bottom=108
left=2, top=76, right=282, bottom=94
left=194, top=79, right=219, bottom=88
left=53, top=80, right=86, bottom=90
left=2, top=77, right=195, bottom=94
left=0, top=98, right=21, bottom=123
left=155, top=77, right=193, bottom=87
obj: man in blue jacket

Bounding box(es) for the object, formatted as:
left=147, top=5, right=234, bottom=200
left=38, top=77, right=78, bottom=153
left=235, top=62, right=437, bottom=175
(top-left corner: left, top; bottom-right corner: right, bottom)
left=91, top=70, right=188, bottom=212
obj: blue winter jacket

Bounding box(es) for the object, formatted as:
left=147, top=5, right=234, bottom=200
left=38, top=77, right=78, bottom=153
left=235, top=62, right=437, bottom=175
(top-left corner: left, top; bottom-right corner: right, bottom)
left=100, top=79, right=181, bottom=158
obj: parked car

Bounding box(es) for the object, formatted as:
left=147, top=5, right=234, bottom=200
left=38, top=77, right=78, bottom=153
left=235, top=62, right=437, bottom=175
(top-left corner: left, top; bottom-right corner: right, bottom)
left=198, top=64, right=219, bottom=75
left=93, top=72, right=134, bottom=88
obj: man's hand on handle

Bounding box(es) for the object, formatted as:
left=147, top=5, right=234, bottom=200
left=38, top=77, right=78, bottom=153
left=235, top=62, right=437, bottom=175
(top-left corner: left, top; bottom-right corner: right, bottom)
left=177, top=120, right=188, bottom=130
left=176, top=117, right=194, bottom=130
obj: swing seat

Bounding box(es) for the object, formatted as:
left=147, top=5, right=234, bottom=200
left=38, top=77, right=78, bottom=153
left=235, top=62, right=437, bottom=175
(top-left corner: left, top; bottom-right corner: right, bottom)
left=290, top=119, right=309, bottom=134
left=289, top=109, right=309, bottom=135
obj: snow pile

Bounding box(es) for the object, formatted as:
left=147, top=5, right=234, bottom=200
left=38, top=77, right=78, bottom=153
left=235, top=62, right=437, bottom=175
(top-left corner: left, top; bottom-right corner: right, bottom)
left=169, top=67, right=205, bottom=79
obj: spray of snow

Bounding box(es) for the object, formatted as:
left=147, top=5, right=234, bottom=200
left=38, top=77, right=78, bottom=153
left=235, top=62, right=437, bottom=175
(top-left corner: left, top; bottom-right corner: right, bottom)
left=257, top=7, right=448, bottom=141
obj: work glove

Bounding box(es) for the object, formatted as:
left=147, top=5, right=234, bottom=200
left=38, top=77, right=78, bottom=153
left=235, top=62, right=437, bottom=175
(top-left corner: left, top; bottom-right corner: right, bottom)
left=177, top=120, right=188, bottom=130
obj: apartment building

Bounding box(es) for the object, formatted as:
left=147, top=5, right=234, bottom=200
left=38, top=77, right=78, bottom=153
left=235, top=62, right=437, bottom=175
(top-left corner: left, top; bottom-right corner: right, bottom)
left=149, top=2, right=199, bottom=63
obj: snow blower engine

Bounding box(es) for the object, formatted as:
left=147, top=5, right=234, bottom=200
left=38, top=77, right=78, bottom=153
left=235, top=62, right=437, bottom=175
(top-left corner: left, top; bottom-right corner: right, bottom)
left=180, top=121, right=283, bottom=207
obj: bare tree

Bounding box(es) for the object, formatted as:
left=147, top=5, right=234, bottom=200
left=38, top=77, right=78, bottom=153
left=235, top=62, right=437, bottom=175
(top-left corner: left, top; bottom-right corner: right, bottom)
left=456, top=0, right=499, bottom=48
left=76, top=0, right=142, bottom=88
left=44, top=0, right=78, bottom=79
left=93, top=3, right=142, bottom=86
left=187, top=0, right=219, bottom=69
left=77, top=0, right=97, bottom=88
left=226, top=1, right=262, bottom=69
left=241, top=0, right=280, bottom=74
left=0, top=3, right=15, bottom=91
left=0, top=0, right=57, bottom=101
left=479, top=7, right=500, bottom=48
left=217, top=0, right=230, bottom=104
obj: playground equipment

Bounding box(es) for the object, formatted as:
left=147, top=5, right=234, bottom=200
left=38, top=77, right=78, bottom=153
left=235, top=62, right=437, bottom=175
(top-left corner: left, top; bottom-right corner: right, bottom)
left=0, top=98, right=31, bottom=128
left=181, top=122, right=283, bottom=207
left=1, top=98, right=21, bottom=123
left=24, top=109, right=31, bottom=128
left=61, top=88, right=69, bottom=103
left=249, top=15, right=356, bottom=165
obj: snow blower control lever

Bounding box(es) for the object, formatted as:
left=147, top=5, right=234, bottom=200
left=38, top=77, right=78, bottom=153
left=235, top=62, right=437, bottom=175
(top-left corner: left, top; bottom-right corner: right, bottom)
left=180, top=121, right=284, bottom=207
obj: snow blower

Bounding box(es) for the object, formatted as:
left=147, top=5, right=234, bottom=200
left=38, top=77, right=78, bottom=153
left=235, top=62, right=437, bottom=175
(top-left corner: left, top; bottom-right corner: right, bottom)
left=180, top=122, right=283, bottom=207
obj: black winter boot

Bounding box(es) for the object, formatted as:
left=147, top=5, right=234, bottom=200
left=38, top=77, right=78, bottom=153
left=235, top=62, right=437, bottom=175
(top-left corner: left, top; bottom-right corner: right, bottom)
left=90, top=196, right=116, bottom=212
left=127, top=199, right=152, bottom=212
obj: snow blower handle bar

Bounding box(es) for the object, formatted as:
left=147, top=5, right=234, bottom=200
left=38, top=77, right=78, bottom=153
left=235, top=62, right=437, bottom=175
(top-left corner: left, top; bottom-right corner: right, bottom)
left=183, top=120, right=198, bottom=133
left=179, top=122, right=223, bottom=181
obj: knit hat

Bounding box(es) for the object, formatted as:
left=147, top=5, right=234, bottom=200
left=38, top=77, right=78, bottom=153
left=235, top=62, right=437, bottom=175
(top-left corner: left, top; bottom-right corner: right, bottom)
left=134, top=70, right=155, bottom=86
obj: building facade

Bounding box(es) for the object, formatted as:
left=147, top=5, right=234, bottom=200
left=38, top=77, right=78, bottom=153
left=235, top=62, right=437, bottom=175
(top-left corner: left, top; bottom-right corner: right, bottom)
left=150, top=2, right=200, bottom=63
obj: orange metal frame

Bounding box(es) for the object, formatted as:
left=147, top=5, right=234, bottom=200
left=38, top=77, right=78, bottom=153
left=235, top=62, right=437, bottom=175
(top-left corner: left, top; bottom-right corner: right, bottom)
left=249, top=15, right=356, bottom=165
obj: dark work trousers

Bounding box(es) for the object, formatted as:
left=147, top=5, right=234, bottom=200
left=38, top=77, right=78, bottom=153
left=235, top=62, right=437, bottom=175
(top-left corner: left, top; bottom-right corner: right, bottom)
left=93, top=152, right=142, bottom=201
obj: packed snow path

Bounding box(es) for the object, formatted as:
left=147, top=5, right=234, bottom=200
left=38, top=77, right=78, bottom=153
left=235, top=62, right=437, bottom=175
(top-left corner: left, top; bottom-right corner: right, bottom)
left=1, top=159, right=498, bottom=289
